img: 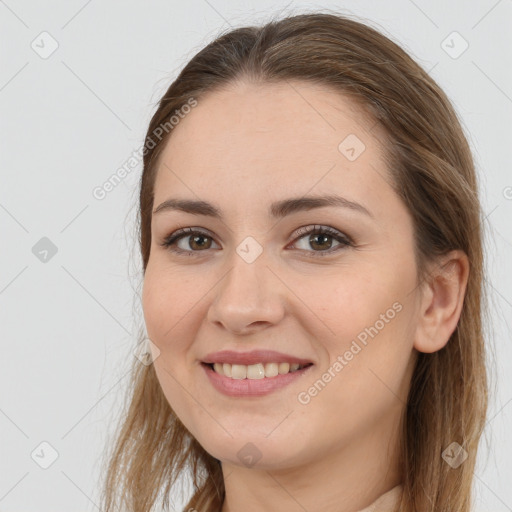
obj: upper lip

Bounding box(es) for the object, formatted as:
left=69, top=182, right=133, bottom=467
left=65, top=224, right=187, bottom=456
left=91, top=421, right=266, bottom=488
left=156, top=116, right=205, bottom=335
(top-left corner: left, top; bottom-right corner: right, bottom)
left=202, top=350, right=314, bottom=366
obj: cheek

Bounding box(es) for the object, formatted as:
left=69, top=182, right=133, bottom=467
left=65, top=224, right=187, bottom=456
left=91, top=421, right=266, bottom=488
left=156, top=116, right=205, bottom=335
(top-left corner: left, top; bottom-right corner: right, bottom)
left=142, top=262, right=199, bottom=357
left=299, top=265, right=411, bottom=346
left=299, top=259, right=417, bottom=396
left=295, top=300, right=414, bottom=449
left=301, top=268, right=416, bottom=414
left=141, top=265, right=207, bottom=431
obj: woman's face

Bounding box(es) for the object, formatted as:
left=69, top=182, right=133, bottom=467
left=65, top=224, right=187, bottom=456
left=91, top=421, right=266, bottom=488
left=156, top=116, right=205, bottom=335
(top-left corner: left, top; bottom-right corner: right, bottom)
left=142, top=81, right=420, bottom=469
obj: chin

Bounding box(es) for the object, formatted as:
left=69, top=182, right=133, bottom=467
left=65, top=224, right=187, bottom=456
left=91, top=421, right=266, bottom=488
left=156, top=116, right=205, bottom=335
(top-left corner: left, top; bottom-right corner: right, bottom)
left=198, top=434, right=309, bottom=470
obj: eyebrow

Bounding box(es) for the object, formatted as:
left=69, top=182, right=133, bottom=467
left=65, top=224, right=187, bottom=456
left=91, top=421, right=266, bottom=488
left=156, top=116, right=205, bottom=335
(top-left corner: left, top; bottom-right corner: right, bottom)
left=153, top=194, right=373, bottom=219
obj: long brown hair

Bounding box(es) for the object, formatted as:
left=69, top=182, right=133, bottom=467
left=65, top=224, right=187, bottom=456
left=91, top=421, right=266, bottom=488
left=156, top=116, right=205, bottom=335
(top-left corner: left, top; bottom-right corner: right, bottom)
left=100, top=10, right=489, bottom=512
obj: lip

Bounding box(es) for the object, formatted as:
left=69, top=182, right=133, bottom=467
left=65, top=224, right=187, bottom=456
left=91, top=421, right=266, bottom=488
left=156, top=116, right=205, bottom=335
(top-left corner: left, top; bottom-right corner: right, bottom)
left=201, top=362, right=314, bottom=397
left=202, top=349, right=314, bottom=366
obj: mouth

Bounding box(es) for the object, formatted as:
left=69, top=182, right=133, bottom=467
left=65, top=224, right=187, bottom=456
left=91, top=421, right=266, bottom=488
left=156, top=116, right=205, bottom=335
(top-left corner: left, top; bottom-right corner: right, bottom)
left=200, top=349, right=315, bottom=397
left=200, top=360, right=314, bottom=397
left=202, top=361, right=313, bottom=379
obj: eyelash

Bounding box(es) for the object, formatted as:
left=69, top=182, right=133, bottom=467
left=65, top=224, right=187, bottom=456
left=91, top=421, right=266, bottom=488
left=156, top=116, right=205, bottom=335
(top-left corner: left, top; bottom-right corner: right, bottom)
left=159, top=225, right=354, bottom=258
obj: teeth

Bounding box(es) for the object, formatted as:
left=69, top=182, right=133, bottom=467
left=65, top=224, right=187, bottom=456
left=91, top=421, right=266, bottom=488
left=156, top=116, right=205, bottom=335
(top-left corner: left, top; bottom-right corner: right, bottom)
left=265, top=362, right=279, bottom=377
left=222, top=363, right=232, bottom=377
left=279, top=362, right=290, bottom=374
left=211, top=362, right=307, bottom=379
left=232, top=364, right=247, bottom=379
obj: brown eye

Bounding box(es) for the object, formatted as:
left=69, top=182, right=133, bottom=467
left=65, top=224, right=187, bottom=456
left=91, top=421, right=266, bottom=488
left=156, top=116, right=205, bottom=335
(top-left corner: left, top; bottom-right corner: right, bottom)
left=184, top=233, right=213, bottom=251
left=291, top=225, right=353, bottom=257
left=160, top=225, right=353, bottom=258
left=161, top=228, right=219, bottom=254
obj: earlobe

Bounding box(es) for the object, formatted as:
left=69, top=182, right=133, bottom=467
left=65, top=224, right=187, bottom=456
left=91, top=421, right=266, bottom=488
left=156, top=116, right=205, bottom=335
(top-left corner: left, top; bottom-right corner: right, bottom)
left=413, top=250, right=470, bottom=354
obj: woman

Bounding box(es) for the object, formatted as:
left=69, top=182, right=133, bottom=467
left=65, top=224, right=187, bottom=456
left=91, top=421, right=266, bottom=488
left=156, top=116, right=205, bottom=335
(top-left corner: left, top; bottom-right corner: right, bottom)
left=101, top=11, right=488, bottom=512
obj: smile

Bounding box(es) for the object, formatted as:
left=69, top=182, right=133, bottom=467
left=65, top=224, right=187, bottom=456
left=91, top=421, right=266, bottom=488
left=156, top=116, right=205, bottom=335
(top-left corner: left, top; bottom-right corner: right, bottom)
left=201, top=362, right=314, bottom=397
left=209, top=362, right=310, bottom=379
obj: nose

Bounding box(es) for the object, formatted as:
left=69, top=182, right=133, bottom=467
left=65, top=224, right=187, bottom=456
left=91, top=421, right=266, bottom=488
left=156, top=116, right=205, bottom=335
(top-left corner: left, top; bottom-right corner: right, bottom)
left=206, top=251, right=286, bottom=335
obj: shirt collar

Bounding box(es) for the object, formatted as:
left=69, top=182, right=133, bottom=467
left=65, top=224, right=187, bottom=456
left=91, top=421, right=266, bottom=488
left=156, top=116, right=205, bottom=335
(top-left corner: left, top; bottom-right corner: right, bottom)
left=357, top=484, right=403, bottom=512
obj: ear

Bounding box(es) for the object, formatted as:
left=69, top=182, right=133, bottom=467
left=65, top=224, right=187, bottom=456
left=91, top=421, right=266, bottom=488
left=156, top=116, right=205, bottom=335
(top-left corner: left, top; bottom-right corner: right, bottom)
left=413, top=250, right=470, bottom=354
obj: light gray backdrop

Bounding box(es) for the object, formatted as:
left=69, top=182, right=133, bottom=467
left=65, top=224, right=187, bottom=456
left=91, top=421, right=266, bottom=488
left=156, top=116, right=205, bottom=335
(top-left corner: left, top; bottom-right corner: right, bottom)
left=1, top=1, right=511, bottom=511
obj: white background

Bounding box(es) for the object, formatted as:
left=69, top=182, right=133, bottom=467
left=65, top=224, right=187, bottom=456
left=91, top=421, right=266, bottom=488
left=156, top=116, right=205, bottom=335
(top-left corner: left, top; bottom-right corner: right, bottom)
left=0, top=1, right=511, bottom=511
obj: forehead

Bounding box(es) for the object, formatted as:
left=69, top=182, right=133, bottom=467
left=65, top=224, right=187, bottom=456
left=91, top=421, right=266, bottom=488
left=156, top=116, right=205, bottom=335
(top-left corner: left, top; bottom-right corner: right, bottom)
left=153, top=80, right=392, bottom=216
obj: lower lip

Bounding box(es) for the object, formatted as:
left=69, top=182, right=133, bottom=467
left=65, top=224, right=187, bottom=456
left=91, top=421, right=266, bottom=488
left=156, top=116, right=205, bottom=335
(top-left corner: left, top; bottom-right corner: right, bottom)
left=201, top=363, right=314, bottom=397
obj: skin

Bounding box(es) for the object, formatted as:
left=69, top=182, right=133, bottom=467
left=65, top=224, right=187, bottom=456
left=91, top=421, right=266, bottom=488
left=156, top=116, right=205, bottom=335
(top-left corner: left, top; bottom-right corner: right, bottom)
left=142, top=80, right=469, bottom=512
